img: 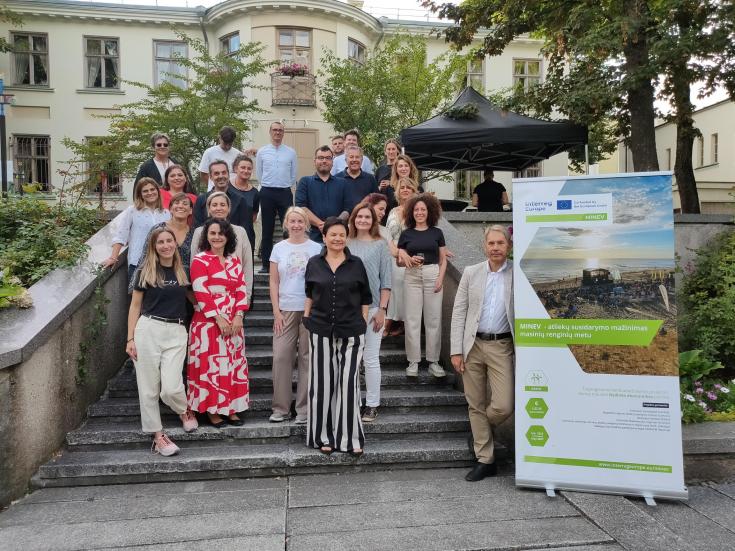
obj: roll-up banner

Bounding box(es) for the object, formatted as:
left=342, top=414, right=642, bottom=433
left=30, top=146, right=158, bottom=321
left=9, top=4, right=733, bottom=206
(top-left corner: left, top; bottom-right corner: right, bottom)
left=512, top=172, right=687, bottom=501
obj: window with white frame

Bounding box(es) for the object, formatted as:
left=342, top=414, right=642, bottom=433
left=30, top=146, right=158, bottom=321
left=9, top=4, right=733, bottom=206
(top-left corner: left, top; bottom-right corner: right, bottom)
left=513, top=162, right=542, bottom=179
left=11, top=32, right=49, bottom=86
left=696, top=136, right=704, bottom=167
left=467, top=58, right=484, bottom=90
left=86, top=137, right=122, bottom=194
left=512, top=59, right=541, bottom=91
left=84, top=37, right=119, bottom=89
left=278, top=28, right=311, bottom=66
left=348, top=38, right=366, bottom=65
left=711, top=133, right=718, bottom=164
left=154, top=40, right=187, bottom=88
left=455, top=170, right=482, bottom=200
left=220, top=33, right=240, bottom=56
left=13, top=135, right=50, bottom=190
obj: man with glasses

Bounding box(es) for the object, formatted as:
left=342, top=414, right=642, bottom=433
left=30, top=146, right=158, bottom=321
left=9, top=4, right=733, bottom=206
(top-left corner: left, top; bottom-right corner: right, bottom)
left=135, top=132, right=178, bottom=186
left=295, top=146, right=350, bottom=243
left=198, top=126, right=243, bottom=191
left=255, top=121, right=298, bottom=272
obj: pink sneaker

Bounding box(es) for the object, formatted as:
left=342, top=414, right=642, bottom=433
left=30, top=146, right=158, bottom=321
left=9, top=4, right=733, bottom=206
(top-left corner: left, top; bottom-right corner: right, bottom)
left=180, top=411, right=199, bottom=433
left=152, top=434, right=180, bottom=456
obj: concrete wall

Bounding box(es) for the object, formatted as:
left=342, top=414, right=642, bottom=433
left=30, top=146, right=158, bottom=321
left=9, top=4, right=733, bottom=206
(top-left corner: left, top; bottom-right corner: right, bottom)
left=0, top=215, right=129, bottom=507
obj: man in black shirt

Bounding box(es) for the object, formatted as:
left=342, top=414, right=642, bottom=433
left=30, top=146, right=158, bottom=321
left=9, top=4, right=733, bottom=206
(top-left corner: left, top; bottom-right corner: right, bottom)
left=472, top=170, right=509, bottom=212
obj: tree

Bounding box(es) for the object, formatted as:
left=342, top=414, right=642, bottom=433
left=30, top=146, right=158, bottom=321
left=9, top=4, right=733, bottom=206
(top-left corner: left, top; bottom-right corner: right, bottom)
left=0, top=4, right=23, bottom=53
left=63, top=30, right=270, bottom=193
left=318, top=33, right=466, bottom=164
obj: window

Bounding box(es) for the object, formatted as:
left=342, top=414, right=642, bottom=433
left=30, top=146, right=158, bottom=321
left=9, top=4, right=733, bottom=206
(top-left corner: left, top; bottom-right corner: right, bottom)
left=220, top=33, right=240, bottom=56
left=348, top=38, right=366, bottom=65
left=513, top=162, right=542, bottom=179
left=466, top=58, right=484, bottom=90
left=665, top=148, right=672, bottom=171
left=513, top=59, right=541, bottom=91
left=11, top=33, right=49, bottom=86
left=696, top=136, right=704, bottom=167
left=455, top=170, right=482, bottom=200
left=154, top=40, right=187, bottom=88
left=711, top=133, right=718, bottom=164
left=13, top=135, right=50, bottom=191
left=278, top=28, right=311, bottom=66
left=86, top=137, right=122, bottom=194
left=85, top=37, right=119, bottom=88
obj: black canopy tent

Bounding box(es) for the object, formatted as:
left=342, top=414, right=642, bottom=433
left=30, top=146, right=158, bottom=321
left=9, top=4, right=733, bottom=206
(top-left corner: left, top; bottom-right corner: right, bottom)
left=399, top=87, right=588, bottom=172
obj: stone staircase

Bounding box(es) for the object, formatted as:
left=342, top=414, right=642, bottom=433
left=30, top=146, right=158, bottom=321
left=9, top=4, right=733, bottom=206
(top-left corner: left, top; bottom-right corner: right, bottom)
left=32, top=271, right=480, bottom=489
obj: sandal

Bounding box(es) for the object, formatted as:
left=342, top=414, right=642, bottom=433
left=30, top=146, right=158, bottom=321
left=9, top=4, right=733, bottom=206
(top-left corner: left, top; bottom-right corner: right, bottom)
left=349, top=448, right=364, bottom=457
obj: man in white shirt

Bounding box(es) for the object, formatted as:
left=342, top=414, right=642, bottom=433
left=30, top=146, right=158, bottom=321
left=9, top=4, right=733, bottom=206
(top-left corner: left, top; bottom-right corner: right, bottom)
left=331, top=129, right=374, bottom=175
left=199, top=126, right=242, bottom=191
left=450, top=225, right=514, bottom=481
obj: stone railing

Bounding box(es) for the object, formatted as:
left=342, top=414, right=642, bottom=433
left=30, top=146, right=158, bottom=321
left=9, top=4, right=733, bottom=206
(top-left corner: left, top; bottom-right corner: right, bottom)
left=0, top=212, right=129, bottom=506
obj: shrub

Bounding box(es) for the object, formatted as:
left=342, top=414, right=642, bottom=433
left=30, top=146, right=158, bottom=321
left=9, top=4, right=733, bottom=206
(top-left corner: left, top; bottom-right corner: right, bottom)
left=0, top=198, right=104, bottom=288
left=679, top=349, right=735, bottom=423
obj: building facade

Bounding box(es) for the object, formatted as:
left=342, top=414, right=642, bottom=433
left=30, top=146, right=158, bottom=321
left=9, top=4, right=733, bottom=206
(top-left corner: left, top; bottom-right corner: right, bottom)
left=0, top=0, right=567, bottom=205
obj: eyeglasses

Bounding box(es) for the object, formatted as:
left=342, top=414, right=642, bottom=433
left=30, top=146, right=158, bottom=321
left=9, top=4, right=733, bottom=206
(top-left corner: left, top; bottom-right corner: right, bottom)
left=271, top=129, right=284, bottom=133
left=155, top=143, right=169, bottom=148
left=316, top=156, right=333, bottom=161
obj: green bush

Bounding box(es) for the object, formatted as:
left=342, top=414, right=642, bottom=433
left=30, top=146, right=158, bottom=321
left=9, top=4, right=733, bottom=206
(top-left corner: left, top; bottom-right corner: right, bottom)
left=679, top=229, right=735, bottom=370
left=0, top=198, right=104, bottom=287
left=679, top=349, right=735, bottom=423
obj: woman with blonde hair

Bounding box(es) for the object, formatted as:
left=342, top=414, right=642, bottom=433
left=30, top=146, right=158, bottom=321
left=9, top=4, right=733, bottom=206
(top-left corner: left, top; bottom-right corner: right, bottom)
left=104, top=177, right=170, bottom=285
left=127, top=226, right=198, bottom=456
left=268, top=206, right=322, bottom=423
left=383, top=177, right=419, bottom=336
left=191, top=191, right=253, bottom=306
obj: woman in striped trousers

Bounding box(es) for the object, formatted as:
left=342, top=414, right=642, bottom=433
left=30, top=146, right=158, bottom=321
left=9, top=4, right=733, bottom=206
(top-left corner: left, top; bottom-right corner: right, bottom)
left=303, top=217, right=372, bottom=455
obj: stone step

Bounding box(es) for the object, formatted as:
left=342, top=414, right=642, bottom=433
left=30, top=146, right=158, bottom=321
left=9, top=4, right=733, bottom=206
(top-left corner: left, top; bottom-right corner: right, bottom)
left=240, top=326, right=406, bottom=348
left=34, top=436, right=478, bottom=488
left=88, top=388, right=467, bottom=418
left=242, top=313, right=280, bottom=327
left=240, top=346, right=411, bottom=367
left=66, top=410, right=472, bottom=449
left=107, top=364, right=455, bottom=397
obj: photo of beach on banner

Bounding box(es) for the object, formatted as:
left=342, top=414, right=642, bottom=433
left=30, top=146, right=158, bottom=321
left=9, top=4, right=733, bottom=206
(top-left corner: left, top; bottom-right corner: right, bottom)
left=520, top=176, right=678, bottom=376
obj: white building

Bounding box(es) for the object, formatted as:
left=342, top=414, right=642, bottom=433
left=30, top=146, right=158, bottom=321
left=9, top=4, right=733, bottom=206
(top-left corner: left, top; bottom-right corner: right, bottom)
left=0, top=0, right=570, bottom=205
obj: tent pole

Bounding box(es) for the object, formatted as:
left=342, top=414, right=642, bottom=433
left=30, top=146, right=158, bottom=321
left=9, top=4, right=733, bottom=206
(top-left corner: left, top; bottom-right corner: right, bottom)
left=585, top=144, right=590, bottom=175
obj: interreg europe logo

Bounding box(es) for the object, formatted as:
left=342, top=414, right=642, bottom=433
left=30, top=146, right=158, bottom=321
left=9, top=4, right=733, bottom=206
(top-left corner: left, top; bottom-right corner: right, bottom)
left=556, top=200, right=573, bottom=210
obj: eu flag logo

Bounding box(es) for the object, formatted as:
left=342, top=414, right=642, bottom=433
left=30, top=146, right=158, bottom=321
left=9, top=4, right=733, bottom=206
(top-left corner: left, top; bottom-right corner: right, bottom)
left=557, top=200, right=572, bottom=210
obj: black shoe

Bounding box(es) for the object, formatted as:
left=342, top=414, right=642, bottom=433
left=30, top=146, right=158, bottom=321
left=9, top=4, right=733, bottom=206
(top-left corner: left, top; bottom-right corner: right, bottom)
left=465, top=462, right=497, bottom=482
left=227, top=415, right=244, bottom=426
left=361, top=406, right=379, bottom=423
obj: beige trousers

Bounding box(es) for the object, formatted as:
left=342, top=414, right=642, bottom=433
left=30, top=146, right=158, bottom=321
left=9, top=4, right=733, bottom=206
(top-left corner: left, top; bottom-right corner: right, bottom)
left=403, top=263, right=443, bottom=363
left=271, top=310, right=310, bottom=416
left=133, top=316, right=188, bottom=433
left=462, top=337, right=514, bottom=463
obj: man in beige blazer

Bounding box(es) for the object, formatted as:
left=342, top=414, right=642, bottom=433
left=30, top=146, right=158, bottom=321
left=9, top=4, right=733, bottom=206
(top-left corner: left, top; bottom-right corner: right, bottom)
left=450, top=224, right=514, bottom=481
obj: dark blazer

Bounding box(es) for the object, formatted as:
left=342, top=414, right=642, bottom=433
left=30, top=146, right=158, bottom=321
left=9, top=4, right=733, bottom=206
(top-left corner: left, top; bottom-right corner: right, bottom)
left=193, top=186, right=248, bottom=229
left=134, top=157, right=180, bottom=186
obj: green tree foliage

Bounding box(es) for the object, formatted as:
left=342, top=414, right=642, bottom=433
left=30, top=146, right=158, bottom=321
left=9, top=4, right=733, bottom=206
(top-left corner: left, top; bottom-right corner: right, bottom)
left=0, top=4, right=23, bottom=53
left=318, top=33, right=466, bottom=164
left=679, top=229, right=735, bottom=370
left=63, top=31, right=270, bottom=192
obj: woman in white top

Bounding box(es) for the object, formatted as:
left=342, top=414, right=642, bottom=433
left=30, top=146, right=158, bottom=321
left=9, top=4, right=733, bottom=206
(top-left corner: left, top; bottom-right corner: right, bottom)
left=268, top=207, right=322, bottom=423
left=190, top=192, right=254, bottom=306
left=103, top=177, right=170, bottom=285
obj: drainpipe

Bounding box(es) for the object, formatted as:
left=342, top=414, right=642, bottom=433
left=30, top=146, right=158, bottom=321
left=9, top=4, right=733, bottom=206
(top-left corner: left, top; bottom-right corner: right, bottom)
left=198, top=10, right=209, bottom=50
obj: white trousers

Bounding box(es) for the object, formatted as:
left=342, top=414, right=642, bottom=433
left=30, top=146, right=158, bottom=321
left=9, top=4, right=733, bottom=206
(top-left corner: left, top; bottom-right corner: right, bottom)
left=133, top=316, right=188, bottom=433
left=363, top=306, right=384, bottom=407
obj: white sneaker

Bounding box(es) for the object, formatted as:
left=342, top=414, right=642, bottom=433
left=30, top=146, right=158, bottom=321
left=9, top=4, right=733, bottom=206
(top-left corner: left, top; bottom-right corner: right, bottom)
left=269, top=412, right=288, bottom=423
left=294, top=414, right=308, bottom=425
left=152, top=434, right=180, bottom=456
left=180, top=411, right=198, bottom=433
left=428, top=362, right=446, bottom=377
left=406, top=362, right=419, bottom=377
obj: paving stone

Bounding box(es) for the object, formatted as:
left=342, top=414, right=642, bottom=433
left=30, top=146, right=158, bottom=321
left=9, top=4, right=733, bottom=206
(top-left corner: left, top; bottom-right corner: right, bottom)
left=105, top=535, right=284, bottom=551
left=561, top=491, right=690, bottom=551
left=542, top=547, right=624, bottom=551
left=0, top=487, right=285, bottom=527
left=685, top=485, right=735, bottom=532
left=286, top=516, right=612, bottom=551
left=0, top=509, right=284, bottom=551
left=630, top=492, right=735, bottom=551
left=714, top=481, right=735, bottom=500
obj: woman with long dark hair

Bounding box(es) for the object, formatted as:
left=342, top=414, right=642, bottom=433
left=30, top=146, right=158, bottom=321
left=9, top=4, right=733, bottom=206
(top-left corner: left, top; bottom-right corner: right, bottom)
left=160, top=164, right=197, bottom=210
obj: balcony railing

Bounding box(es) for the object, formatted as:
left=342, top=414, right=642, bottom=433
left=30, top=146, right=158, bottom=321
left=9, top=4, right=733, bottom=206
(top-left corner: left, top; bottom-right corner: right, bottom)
left=271, top=73, right=316, bottom=107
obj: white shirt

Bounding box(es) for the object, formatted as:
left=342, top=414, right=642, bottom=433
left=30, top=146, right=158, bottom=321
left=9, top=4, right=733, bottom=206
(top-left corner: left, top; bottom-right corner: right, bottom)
left=199, top=144, right=242, bottom=191
left=111, top=206, right=171, bottom=266
left=331, top=153, right=374, bottom=176
left=153, top=158, right=172, bottom=182
left=477, top=261, right=511, bottom=334
left=270, top=239, right=322, bottom=311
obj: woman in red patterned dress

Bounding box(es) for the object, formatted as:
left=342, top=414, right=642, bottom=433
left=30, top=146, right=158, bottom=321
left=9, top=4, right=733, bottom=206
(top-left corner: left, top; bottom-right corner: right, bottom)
left=187, top=218, right=250, bottom=428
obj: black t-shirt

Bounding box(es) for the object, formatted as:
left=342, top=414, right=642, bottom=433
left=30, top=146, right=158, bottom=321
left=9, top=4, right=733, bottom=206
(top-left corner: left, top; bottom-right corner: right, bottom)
left=133, top=266, right=189, bottom=320
left=397, top=227, right=446, bottom=265
left=473, top=179, right=506, bottom=212
left=228, top=186, right=260, bottom=233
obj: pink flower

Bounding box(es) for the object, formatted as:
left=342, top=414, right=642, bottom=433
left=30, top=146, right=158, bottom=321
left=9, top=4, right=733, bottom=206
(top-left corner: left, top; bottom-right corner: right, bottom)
left=695, top=387, right=704, bottom=394
left=706, top=391, right=718, bottom=400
